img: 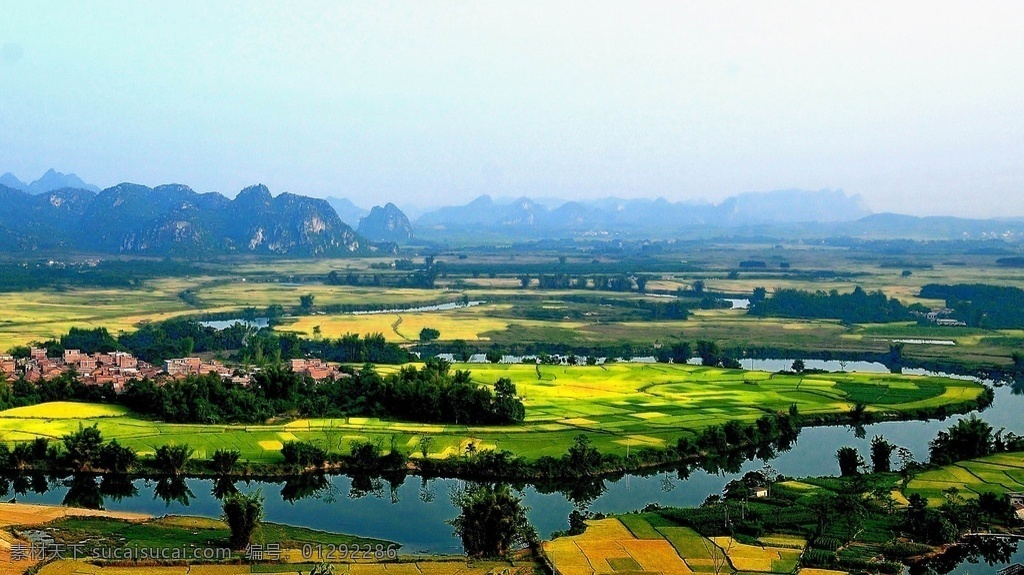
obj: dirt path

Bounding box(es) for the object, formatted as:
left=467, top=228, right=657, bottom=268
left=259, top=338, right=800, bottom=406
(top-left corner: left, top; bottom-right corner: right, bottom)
left=0, top=503, right=150, bottom=575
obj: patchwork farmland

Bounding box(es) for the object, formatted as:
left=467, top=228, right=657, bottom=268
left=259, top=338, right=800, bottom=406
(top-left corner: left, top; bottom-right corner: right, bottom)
left=0, top=363, right=985, bottom=463
left=543, top=516, right=806, bottom=575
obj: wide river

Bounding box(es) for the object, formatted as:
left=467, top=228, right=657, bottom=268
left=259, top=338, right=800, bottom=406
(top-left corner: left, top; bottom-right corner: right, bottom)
left=11, top=359, right=1024, bottom=555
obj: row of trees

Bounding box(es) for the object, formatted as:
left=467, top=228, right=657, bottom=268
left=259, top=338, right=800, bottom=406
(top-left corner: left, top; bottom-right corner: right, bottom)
left=119, top=359, right=525, bottom=426
left=749, top=286, right=919, bottom=323
left=20, top=323, right=414, bottom=366
left=0, top=424, right=202, bottom=476
left=920, top=283, right=1024, bottom=328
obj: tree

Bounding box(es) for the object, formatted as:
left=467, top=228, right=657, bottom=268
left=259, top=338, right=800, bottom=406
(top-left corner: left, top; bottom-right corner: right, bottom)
left=419, top=327, right=440, bottom=342
left=154, top=444, right=194, bottom=475
left=870, top=436, right=895, bottom=473
left=282, top=441, right=327, bottom=468
left=692, top=280, right=706, bottom=295
left=418, top=436, right=434, bottom=458
left=98, top=439, right=138, bottom=474
left=1013, top=351, right=1024, bottom=371
left=836, top=446, right=863, bottom=476
left=791, top=359, right=805, bottom=373
left=896, top=446, right=916, bottom=478
left=62, top=424, right=104, bottom=471
left=929, top=415, right=994, bottom=465
left=565, top=435, right=602, bottom=477
left=696, top=340, right=720, bottom=366
left=211, top=449, right=241, bottom=475
left=485, top=349, right=503, bottom=364
left=299, top=294, right=315, bottom=312
left=448, top=483, right=536, bottom=558
left=222, top=489, right=264, bottom=550
left=751, top=287, right=767, bottom=305
left=670, top=342, right=692, bottom=364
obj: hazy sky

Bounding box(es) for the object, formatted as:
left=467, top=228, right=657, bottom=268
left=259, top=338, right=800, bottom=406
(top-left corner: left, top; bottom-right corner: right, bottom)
left=2, top=2, right=1023, bottom=217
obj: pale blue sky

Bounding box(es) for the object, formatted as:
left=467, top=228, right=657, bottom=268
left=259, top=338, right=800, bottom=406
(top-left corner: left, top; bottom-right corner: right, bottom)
left=2, top=1, right=1023, bottom=216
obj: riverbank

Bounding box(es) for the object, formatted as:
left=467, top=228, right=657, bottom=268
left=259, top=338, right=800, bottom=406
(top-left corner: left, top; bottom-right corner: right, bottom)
left=0, top=363, right=990, bottom=481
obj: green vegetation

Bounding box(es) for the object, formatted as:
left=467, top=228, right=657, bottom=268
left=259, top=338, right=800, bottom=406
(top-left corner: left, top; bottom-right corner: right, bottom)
left=222, top=489, right=264, bottom=549
left=920, top=283, right=1024, bottom=328
left=118, top=359, right=525, bottom=425
left=29, top=514, right=392, bottom=559
left=908, top=451, right=1024, bottom=505
left=749, top=286, right=916, bottom=322
left=0, top=363, right=988, bottom=468
left=449, top=483, right=536, bottom=558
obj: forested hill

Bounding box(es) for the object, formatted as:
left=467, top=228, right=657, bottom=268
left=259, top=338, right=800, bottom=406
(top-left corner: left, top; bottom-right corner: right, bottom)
left=0, top=183, right=378, bottom=257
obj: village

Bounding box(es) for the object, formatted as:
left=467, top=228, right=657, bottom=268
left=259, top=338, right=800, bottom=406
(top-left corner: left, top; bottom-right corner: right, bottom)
left=0, top=348, right=343, bottom=392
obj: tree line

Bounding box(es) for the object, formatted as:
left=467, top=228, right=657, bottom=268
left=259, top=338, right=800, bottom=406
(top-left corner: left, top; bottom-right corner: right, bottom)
left=12, top=322, right=412, bottom=365
left=119, top=358, right=525, bottom=425
left=920, top=283, right=1024, bottom=328
left=748, top=286, right=919, bottom=323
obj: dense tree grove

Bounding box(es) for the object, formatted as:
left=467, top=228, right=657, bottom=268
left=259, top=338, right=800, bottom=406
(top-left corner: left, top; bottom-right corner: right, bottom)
left=119, top=359, right=525, bottom=425
left=927, top=415, right=1024, bottom=465
left=920, top=283, right=1024, bottom=328
left=749, top=286, right=914, bottom=323
left=119, top=320, right=251, bottom=362
left=38, top=322, right=412, bottom=366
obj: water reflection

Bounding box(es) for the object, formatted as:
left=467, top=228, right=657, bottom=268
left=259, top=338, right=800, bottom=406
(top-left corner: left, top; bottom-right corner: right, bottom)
left=1, top=362, right=1020, bottom=554
left=63, top=475, right=101, bottom=509
left=910, top=538, right=1022, bottom=575
left=152, top=476, right=194, bottom=506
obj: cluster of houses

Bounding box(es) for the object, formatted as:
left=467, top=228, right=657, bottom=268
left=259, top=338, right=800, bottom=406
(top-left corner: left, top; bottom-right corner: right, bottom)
left=0, top=348, right=246, bottom=391
left=0, top=348, right=163, bottom=391
left=923, top=308, right=968, bottom=327
left=290, top=358, right=344, bottom=380
left=0, top=348, right=346, bottom=392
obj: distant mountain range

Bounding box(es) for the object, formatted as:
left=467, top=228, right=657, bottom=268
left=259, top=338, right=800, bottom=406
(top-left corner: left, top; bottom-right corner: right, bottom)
left=1, top=169, right=101, bottom=195
left=0, top=182, right=371, bottom=256
left=2, top=169, right=1023, bottom=251
left=414, top=189, right=872, bottom=237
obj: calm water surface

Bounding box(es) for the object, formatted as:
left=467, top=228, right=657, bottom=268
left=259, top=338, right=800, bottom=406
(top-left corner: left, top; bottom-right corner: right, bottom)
left=12, top=360, right=1024, bottom=554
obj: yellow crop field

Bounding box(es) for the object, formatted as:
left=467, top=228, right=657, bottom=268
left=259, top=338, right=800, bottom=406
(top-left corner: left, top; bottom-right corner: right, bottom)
left=284, top=312, right=511, bottom=342
left=197, top=283, right=456, bottom=309
left=711, top=537, right=802, bottom=573
left=0, top=402, right=129, bottom=419
left=542, top=518, right=691, bottom=575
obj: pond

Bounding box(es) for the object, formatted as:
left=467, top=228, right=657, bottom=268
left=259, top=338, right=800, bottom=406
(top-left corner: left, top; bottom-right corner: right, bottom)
left=9, top=360, right=1023, bottom=555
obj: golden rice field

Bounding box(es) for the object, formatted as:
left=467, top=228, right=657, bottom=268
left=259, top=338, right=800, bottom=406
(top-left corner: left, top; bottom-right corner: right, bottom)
left=281, top=303, right=583, bottom=342
left=0, top=402, right=129, bottom=419
left=0, top=363, right=985, bottom=462
left=543, top=516, right=803, bottom=575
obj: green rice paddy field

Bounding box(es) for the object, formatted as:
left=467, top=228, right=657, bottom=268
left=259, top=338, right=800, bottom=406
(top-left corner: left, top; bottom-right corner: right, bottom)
left=906, top=451, right=1024, bottom=505
left=0, top=363, right=985, bottom=463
